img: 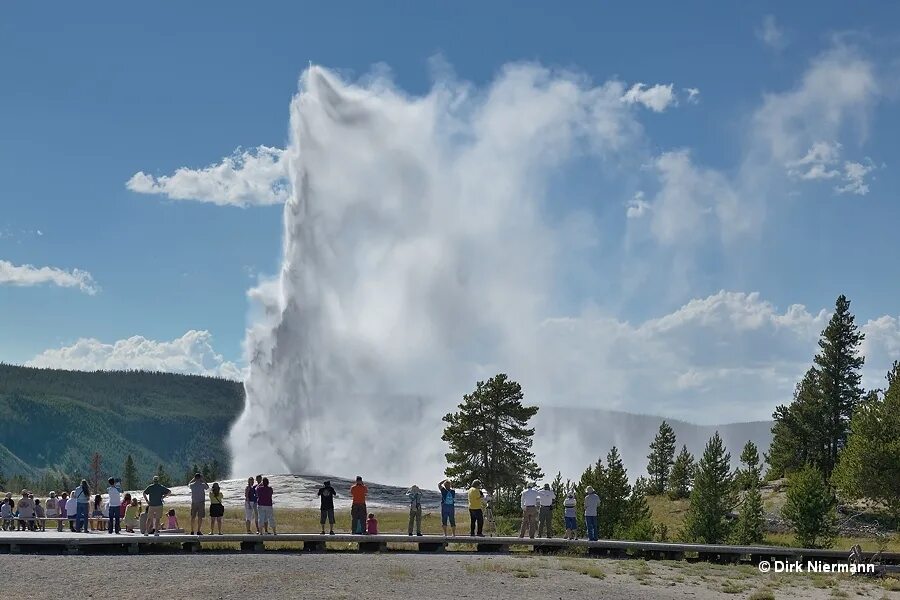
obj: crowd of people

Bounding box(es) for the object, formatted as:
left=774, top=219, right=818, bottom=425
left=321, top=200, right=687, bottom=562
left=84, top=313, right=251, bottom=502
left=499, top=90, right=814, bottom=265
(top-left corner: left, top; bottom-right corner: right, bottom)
left=2, top=473, right=604, bottom=541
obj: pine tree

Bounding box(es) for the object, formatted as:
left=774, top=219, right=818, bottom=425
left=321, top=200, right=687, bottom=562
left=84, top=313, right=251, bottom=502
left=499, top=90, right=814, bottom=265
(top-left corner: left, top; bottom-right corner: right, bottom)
left=442, top=374, right=542, bottom=495
left=767, top=369, right=828, bottom=478
left=89, top=452, right=103, bottom=492
left=598, top=446, right=630, bottom=538
left=736, top=440, right=762, bottom=491
left=681, top=432, right=735, bottom=543
left=620, top=477, right=655, bottom=540
left=732, top=481, right=765, bottom=544
left=155, top=464, right=172, bottom=487
left=782, top=465, right=837, bottom=548
left=0, top=468, right=6, bottom=491
left=668, top=445, right=695, bottom=500
left=123, top=454, right=138, bottom=490
left=647, top=421, right=677, bottom=495
left=550, top=471, right=566, bottom=535
left=833, top=362, right=900, bottom=522
left=814, top=294, right=865, bottom=475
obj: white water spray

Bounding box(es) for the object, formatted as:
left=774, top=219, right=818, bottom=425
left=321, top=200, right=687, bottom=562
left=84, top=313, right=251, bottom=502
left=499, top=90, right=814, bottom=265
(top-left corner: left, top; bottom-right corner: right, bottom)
left=227, top=64, right=644, bottom=483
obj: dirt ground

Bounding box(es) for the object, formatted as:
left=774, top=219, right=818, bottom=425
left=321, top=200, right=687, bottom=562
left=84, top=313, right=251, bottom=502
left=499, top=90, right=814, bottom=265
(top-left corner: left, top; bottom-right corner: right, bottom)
left=1, top=552, right=898, bottom=599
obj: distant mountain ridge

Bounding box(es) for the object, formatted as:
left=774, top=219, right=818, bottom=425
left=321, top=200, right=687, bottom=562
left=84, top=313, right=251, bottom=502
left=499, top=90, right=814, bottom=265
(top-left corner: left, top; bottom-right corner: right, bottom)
left=0, top=364, right=773, bottom=486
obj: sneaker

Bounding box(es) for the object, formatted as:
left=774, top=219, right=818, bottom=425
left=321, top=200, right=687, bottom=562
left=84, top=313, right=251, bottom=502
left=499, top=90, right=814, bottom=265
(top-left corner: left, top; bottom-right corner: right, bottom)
left=154, top=532, right=159, bottom=536
left=190, top=531, right=194, bottom=535
left=329, top=531, right=335, bottom=535
left=197, top=531, right=203, bottom=536
left=320, top=531, right=325, bottom=535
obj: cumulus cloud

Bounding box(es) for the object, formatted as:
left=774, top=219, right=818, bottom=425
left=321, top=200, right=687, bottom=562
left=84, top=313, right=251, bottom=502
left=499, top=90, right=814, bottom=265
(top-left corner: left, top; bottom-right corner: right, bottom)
left=0, top=259, right=98, bottom=294
left=27, top=330, right=242, bottom=380
left=126, top=146, right=289, bottom=207
left=757, top=14, right=787, bottom=51
left=836, top=159, right=876, bottom=195
left=621, top=83, right=677, bottom=112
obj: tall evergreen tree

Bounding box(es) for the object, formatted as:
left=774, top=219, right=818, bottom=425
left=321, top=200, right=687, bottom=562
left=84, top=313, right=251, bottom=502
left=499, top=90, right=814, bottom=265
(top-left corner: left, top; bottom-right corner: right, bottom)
left=620, top=477, right=655, bottom=540
left=782, top=465, right=836, bottom=548
left=647, top=421, right=677, bottom=495
left=89, top=452, right=103, bottom=492
left=442, top=374, right=542, bottom=494
left=814, top=294, right=865, bottom=475
left=681, top=432, right=735, bottom=543
left=598, top=446, right=630, bottom=538
left=736, top=440, right=762, bottom=491
left=767, top=368, right=828, bottom=478
left=668, top=445, right=695, bottom=500
left=122, top=454, right=138, bottom=491
left=833, top=362, right=900, bottom=522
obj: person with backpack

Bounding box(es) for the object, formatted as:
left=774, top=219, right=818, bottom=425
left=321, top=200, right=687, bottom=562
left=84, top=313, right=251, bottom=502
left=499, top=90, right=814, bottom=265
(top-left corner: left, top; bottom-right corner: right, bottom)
left=73, top=480, right=91, bottom=533
left=438, top=479, right=456, bottom=537
left=349, top=476, right=368, bottom=535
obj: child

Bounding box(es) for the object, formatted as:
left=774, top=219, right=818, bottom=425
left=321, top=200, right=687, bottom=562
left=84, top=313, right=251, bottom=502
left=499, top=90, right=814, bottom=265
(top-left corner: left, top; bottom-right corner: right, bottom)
left=166, top=508, right=179, bottom=531
left=484, top=488, right=496, bottom=537
left=91, top=494, right=103, bottom=530
left=57, top=492, right=68, bottom=532
left=563, top=491, right=577, bottom=540
left=124, top=498, right=139, bottom=533
left=0, top=498, right=12, bottom=531
left=34, top=498, right=46, bottom=531
left=139, top=504, right=148, bottom=535
left=366, top=513, right=378, bottom=535
left=65, top=491, right=77, bottom=532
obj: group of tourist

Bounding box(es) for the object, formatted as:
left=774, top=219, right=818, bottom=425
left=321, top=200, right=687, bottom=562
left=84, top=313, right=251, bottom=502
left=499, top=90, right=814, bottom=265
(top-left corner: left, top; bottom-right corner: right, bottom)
left=3, top=473, right=605, bottom=541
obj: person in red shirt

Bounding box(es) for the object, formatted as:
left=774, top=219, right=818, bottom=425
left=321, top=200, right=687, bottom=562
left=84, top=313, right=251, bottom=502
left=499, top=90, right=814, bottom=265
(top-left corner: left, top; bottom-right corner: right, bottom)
left=349, top=476, right=368, bottom=535
left=256, top=477, right=276, bottom=535
left=366, top=513, right=378, bottom=535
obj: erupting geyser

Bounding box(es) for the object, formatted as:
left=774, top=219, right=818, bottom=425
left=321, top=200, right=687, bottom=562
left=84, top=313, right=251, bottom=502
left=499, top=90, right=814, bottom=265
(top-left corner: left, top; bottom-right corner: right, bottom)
left=228, top=64, right=634, bottom=484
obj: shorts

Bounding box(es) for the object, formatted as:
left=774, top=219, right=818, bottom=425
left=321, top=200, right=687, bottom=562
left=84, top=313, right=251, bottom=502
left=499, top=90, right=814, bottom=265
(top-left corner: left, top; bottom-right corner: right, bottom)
left=258, top=505, right=275, bottom=528
left=320, top=508, right=335, bottom=525
left=191, top=502, right=206, bottom=518
left=147, top=506, right=163, bottom=521
left=441, top=504, right=455, bottom=527
left=564, top=516, right=577, bottom=530
left=244, top=501, right=257, bottom=521
left=210, top=503, right=224, bottom=518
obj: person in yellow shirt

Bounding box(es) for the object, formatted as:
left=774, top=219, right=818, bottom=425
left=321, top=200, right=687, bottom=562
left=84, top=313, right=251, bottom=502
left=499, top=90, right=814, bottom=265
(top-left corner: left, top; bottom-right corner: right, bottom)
left=467, top=479, right=484, bottom=536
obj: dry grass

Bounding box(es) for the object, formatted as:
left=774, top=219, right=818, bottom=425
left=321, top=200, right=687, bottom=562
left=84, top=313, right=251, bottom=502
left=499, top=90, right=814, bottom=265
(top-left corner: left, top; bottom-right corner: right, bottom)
left=557, top=558, right=606, bottom=579
left=748, top=588, right=776, bottom=600
left=463, top=559, right=538, bottom=578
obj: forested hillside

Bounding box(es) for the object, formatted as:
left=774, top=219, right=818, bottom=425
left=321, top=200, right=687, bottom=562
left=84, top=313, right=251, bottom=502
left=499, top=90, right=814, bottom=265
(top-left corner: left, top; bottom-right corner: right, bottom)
left=0, top=363, right=244, bottom=484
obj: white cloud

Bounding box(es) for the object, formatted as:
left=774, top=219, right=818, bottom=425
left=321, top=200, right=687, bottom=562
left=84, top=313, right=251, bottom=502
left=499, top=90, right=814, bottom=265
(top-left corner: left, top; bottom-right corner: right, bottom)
left=786, top=141, right=877, bottom=194
left=126, top=145, right=289, bottom=207
left=757, top=14, right=787, bottom=51
left=836, top=159, right=876, bottom=195
left=625, top=191, right=649, bottom=218
left=684, top=87, right=701, bottom=104
left=27, top=330, right=242, bottom=380
left=0, top=259, right=98, bottom=294
left=622, top=82, right=677, bottom=112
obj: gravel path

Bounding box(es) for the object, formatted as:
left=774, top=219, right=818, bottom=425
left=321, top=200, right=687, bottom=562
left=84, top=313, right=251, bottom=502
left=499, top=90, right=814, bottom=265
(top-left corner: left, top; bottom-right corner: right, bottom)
left=0, top=553, right=894, bottom=599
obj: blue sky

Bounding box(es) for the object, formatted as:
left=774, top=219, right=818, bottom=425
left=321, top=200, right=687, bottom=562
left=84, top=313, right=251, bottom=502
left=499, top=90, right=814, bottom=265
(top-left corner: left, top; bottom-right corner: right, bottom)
left=2, top=2, right=899, bottom=423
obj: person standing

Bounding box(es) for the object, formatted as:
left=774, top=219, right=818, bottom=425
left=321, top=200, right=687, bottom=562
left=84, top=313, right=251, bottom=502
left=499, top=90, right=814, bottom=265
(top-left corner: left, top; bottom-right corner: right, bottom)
left=188, top=472, right=209, bottom=535
left=106, top=477, right=122, bottom=534
left=537, top=483, right=556, bottom=538
left=73, top=480, right=91, bottom=533
left=405, top=485, right=423, bottom=536
left=244, top=477, right=258, bottom=534
left=467, top=479, right=484, bottom=537
left=209, top=482, right=224, bottom=535
left=584, top=486, right=600, bottom=542
left=519, top=483, right=539, bottom=539
left=438, top=479, right=456, bottom=537
left=563, top=491, right=577, bottom=539
left=142, top=475, right=171, bottom=537
left=317, top=480, right=337, bottom=535
left=349, top=476, right=368, bottom=535
left=256, top=477, right=276, bottom=535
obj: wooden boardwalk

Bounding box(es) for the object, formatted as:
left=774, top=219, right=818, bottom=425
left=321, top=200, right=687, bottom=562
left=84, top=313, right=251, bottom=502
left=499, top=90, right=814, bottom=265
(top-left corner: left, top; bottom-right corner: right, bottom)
left=0, top=530, right=896, bottom=565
